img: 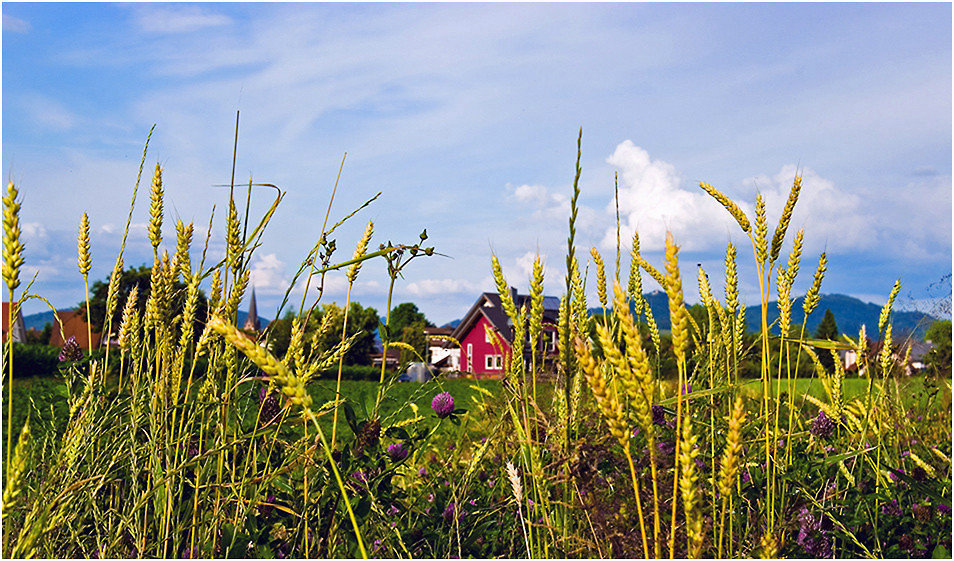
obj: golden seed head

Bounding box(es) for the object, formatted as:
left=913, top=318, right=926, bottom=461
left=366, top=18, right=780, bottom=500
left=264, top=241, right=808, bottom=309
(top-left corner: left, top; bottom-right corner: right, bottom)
left=776, top=266, right=793, bottom=337
left=529, top=254, right=544, bottom=343
left=491, top=254, right=518, bottom=321
left=699, top=181, right=751, bottom=233
left=771, top=175, right=802, bottom=264
left=879, top=279, right=901, bottom=334
left=506, top=461, right=524, bottom=503
left=591, top=247, right=607, bottom=310
left=148, top=163, right=164, bottom=250
left=754, top=194, right=768, bottom=265
left=628, top=232, right=643, bottom=315
left=724, top=241, right=739, bottom=315
left=347, top=220, right=374, bottom=283
left=664, top=231, right=688, bottom=361
left=118, top=285, right=140, bottom=352
left=174, top=219, right=193, bottom=281
left=3, top=181, right=25, bottom=292
left=803, top=251, right=827, bottom=317
left=77, top=212, right=92, bottom=276
left=226, top=197, right=242, bottom=274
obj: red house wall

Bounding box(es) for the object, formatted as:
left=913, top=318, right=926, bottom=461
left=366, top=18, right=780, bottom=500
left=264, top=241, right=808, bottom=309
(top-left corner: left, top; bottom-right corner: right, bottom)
left=459, top=315, right=510, bottom=377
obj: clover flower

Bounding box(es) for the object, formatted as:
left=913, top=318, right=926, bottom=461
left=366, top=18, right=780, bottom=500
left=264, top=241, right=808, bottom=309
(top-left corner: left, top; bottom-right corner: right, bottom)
left=58, top=335, right=83, bottom=362
left=810, top=410, right=835, bottom=440
left=652, top=405, right=666, bottom=426
left=442, top=502, right=456, bottom=523
left=431, top=391, right=455, bottom=418
left=258, top=386, right=282, bottom=426
left=387, top=442, right=408, bottom=462
left=796, top=507, right=832, bottom=558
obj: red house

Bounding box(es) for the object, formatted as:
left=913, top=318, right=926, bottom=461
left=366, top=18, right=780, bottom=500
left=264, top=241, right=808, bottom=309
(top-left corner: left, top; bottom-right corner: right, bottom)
left=450, top=288, right=560, bottom=378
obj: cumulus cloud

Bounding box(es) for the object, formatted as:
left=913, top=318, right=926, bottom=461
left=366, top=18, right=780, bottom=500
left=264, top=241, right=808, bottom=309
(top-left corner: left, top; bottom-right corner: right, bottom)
left=248, top=253, right=290, bottom=294
left=601, top=140, right=737, bottom=252
left=741, top=164, right=876, bottom=254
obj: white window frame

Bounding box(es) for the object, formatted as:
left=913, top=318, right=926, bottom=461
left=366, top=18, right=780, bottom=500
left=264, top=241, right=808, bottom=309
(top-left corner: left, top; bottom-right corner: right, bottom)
left=485, top=354, right=503, bottom=370
left=466, top=343, right=473, bottom=371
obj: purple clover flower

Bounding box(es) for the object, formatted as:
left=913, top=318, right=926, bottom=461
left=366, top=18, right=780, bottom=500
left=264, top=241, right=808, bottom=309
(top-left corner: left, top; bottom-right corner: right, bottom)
left=810, top=410, right=835, bottom=440
left=431, top=391, right=455, bottom=418
left=881, top=498, right=903, bottom=517
left=442, top=502, right=457, bottom=523
left=796, top=507, right=832, bottom=558
left=58, top=335, right=83, bottom=362
left=652, top=405, right=666, bottom=426
left=387, top=442, right=408, bottom=462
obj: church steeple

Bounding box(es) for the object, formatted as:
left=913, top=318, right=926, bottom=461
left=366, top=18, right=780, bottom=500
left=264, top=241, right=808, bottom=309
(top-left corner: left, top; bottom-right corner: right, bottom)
left=243, top=287, right=261, bottom=331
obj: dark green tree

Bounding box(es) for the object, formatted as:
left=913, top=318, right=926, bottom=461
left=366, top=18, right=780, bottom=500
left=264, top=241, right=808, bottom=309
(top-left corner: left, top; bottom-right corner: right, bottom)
left=814, top=309, right=839, bottom=373
left=82, top=265, right=208, bottom=338
left=385, top=302, right=432, bottom=365
left=815, top=309, right=839, bottom=340
left=924, top=319, right=952, bottom=376
left=313, top=302, right=380, bottom=366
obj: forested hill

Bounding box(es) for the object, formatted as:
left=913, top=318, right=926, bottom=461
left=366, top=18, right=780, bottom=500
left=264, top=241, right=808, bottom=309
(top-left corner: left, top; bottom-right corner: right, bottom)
left=590, top=292, right=939, bottom=340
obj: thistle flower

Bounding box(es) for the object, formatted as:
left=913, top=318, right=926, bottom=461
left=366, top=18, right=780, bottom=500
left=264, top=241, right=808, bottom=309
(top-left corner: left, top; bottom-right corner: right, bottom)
left=58, top=336, right=83, bottom=362
left=387, top=442, right=409, bottom=462
left=431, top=391, right=455, bottom=419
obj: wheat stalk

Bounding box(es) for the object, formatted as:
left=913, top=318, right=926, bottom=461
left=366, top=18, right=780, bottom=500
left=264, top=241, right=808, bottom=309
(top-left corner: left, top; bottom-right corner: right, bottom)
left=699, top=181, right=751, bottom=233
left=148, top=163, right=164, bottom=255
left=770, top=175, right=801, bottom=264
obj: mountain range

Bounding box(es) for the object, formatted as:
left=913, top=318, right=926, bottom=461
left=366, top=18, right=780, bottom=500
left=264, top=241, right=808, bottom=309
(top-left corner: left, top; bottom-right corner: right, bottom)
left=22, top=292, right=940, bottom=342
left=610, top=291, right=939, bottom=341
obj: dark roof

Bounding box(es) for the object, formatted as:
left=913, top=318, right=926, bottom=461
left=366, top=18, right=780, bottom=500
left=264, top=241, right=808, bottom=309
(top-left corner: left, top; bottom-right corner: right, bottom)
left=450, top=289, right=560, bottom=344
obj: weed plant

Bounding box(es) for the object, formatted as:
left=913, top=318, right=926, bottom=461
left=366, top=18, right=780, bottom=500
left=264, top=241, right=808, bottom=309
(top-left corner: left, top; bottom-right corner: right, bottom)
left=2, top=126, right=950, bottom=558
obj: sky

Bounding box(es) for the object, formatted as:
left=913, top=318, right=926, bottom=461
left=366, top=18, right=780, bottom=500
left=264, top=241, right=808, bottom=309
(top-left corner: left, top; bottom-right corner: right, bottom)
left=2, top=2, right=952, bottom=328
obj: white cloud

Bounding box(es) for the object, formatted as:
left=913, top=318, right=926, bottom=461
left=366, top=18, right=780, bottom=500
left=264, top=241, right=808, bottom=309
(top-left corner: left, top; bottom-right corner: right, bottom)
left=601, top=140, right=737, bottom=252
left=130, top=5, right=232, bottom=35
left=21, top=97, right=77, bottom=131
left=2, top=14, right=30, bottom=33
left=742, top=164, right=876, bottom=254
left=404, top=278, right=480, bottom=297
left=21, top=222, right=47, bottom=240
left=248, top=252, right=290, bottom=294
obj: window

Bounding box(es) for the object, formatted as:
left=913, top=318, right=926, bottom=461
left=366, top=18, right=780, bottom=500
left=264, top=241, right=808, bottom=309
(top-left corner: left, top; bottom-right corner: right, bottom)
left=485, top=328, right=493, bottom=343
left=466, top=343, right=473, bottom=372
left=485, top=354, right=503, bottom=370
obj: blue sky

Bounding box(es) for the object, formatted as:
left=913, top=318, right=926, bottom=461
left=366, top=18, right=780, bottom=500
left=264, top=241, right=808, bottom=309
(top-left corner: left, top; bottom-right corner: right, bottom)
left=3, top=2, right=951, bottom=327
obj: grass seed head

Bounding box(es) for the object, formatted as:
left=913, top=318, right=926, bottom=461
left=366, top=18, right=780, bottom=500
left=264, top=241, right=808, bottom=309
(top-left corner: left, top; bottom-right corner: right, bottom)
left=771, top=175, right=801, bottom=264
left=803, top=251, right=827, bottom=317
left=699, top=181, right=751, bottom=233
left=591, top=247, right=607, bottom=310
left=77, top=212, right=91, bottom=277
left=3, top=181, right=25, bottom=292
left=148, top=163, right=164, bottom=251
left=347, top=220, right=373, bottom=283
left=754, top=193, right=768, bottom=265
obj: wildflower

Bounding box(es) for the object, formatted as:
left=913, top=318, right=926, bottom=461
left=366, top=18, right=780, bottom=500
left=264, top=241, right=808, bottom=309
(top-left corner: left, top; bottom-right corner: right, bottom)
left=912, top=503, right=932, bottom=521
left=417, top=466, right=428, bottom=477
left=810, top=410, right=835, bottom=440
left=387, top=442, right=408, bottom=462
left=386, top=504, right=400, bottom=516
left=427, top=493, right=435, bottom=503
left=652, top=405, right=666, bottom=426
left=431, top=391, right=455, bottom=418
left=260, top=494, right=276, bottom=518
left=938, top=504, right=952, bottom=515
left=258, top=387, right=281, bottom=426
left=881, top=498, right=902, bottom=517
left=372, top=539, right=383, bottom=553
left=796, top=507, right=832, bottom=558
left=58, top=336, right=83, bottom=362
left=658, top=440, right=676, bottom=456
left=442, top=502, right=456, bottom=523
